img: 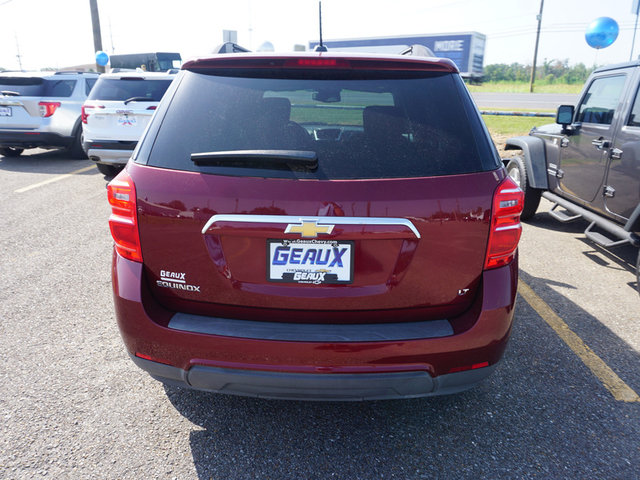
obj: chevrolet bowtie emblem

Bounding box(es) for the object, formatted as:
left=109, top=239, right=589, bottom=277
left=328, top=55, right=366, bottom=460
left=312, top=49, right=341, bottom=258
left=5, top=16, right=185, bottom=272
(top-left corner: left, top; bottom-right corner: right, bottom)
left=285, top=220, right=335, bottom=238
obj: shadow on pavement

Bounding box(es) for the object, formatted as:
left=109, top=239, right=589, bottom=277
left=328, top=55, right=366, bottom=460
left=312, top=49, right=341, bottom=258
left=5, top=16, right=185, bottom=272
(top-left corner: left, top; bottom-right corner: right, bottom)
left=526, top=209, right=638, bottom=289
left=0, top=148, right=97, bottom=175
left=161, top=272, right=640, bottom=479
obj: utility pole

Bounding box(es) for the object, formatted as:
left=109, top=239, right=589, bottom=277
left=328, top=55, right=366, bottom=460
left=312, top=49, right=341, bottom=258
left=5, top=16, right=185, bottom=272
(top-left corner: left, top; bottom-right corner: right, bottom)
left=14, top=32, right=22, bottom=70
left=529, top=0, right=544, bottom=93
left=89, top=0, right=105, bottom=73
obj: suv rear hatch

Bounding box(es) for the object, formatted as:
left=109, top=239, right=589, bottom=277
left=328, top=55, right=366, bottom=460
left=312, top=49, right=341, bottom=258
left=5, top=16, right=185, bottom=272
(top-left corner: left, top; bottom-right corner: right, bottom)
left=0, top=76, right=75, bottom=129
left=84, top=76, right=173, bottom=141
left=132, top=55, right=503, bottom=323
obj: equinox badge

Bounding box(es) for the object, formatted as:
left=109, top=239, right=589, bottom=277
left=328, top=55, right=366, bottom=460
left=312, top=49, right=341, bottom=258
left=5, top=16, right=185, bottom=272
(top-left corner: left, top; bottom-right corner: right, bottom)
left=285, top=220, right=335, bottom=238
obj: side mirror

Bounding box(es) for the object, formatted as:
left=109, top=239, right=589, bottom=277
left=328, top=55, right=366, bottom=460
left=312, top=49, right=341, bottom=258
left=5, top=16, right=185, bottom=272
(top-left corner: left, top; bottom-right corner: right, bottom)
left=556, top=105, right=574, bottom=128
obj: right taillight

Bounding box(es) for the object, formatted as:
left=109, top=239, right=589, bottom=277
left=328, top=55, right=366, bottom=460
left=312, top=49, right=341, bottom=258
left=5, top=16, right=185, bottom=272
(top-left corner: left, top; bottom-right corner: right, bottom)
left=81, top=105, right=91, bottom=124
left=484, top=176, right=524, bottom=270
left=107, top=170, right=142, bottom=262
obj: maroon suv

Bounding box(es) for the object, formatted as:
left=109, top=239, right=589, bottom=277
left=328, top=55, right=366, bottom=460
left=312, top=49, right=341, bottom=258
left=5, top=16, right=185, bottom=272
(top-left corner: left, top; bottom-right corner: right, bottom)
left=108, top=52, right=523, bottom=401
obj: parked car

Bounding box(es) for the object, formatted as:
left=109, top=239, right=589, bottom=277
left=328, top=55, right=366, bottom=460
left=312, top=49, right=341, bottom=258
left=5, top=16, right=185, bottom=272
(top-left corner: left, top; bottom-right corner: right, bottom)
left=0, top=71, right=98, bottom=158
left=82, top=71, right=175, bottom=176
left=505, top=60, right=640, bottom=293
left=107, top=50, right=524, bottom=401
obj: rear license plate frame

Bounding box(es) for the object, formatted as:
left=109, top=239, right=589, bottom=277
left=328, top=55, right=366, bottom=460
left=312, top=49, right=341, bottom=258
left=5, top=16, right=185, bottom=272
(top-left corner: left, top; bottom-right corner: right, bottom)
left=0, top=106, right=12, bottom=117
left=267, top=239, right=354, bottom=285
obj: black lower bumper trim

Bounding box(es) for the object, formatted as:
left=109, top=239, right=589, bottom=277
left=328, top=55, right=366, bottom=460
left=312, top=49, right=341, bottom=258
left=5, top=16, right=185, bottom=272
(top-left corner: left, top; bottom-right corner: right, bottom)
left=130, top=354, right=497, bottom=401
left=0, top=131, right=73, bottom=149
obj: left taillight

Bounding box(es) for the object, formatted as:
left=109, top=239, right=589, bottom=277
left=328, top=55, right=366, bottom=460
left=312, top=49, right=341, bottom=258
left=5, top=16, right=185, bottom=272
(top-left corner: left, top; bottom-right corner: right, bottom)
left=484, top=176, right=524, bottom=270
left=38, top=101, right=61, bottom=117
left=107, top=170, right=142, bottom=262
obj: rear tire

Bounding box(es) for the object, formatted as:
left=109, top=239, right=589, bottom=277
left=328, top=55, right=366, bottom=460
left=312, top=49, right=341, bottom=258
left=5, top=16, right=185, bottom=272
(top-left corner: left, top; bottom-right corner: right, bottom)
left=96, top=163, right=121, bottom=177
left=636, top=250, right=640, bottom=295
left=68, top=130, right=87, bottom=159
left=506, top=156, right=541, bottom=220
left=0, top=147, right=24, bottom=157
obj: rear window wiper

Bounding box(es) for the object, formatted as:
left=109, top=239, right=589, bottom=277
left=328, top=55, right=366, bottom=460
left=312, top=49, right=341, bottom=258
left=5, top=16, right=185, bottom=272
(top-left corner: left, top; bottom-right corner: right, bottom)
left=1, top=90, right=20, bottom=96
left=190, top=149, right=318, bottom=170
left=123, top=96, right=154, bottom=105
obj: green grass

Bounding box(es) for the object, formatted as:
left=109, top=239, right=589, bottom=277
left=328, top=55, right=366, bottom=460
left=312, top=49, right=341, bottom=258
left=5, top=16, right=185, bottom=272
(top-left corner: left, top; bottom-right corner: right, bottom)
left=468, top=82, right=583, bottom=94
left=482, top=114, right=553, bottom=137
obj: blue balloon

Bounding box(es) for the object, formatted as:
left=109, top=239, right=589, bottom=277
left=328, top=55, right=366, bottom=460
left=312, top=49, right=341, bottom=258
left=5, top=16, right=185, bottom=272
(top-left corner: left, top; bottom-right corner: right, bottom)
left=585, top=17, right=619, bottom=49
left=95, top=51, right=109, bottom=67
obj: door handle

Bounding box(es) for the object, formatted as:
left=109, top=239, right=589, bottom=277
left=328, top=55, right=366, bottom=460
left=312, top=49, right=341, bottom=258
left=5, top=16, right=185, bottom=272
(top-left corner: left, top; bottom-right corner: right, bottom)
left=592, top=138, right=611, bottom=149
left=610, top=148, right=623, bottom=160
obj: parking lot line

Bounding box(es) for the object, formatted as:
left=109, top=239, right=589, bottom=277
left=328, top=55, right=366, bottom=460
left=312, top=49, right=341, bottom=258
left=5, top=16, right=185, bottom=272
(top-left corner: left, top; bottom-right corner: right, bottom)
left=14, top=165, right=96, bottom=193
left=518, top=280, right=640, bottom=403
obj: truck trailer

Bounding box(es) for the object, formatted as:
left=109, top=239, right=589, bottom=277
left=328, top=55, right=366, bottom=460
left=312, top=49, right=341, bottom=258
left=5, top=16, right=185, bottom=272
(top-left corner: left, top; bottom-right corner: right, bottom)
left=309, top=32, right=485, bottom=80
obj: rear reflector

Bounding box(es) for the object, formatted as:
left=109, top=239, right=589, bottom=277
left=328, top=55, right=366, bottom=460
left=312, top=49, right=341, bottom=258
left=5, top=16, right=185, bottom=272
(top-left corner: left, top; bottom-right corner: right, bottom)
left=107, top=170, right=142, bottom=262
left=484, top=176, right=524, bottom=270
left=448, top=361, right=490, bottom=374
left=135, top=352, right=171, bottom=365
left=38, top=101, right=61, bottom=117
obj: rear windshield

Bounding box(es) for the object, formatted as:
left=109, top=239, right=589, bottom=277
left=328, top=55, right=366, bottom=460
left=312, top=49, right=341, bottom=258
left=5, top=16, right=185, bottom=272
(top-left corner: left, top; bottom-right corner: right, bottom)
left=146, top=70, right=498, bottom=179
left=87, top=78, right=173, bottom=101
left=0, top=77, right=76, bottom=97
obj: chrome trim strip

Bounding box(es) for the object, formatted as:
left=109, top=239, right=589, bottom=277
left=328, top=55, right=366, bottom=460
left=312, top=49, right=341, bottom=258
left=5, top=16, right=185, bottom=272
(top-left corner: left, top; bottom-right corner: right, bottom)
left=201, top=214, right=421, bottom=239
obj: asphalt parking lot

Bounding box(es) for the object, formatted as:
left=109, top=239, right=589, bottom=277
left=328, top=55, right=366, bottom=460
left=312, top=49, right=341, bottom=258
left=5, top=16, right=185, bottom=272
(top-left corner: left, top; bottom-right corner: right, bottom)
left=1, top=149, right=639, bottom=480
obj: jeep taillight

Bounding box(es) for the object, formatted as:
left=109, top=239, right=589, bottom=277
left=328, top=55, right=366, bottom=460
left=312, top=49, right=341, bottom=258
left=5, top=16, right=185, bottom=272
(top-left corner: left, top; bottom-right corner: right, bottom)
left=107, top=170, right=142, bottom=262
left=484, top=176, right=524, bottom=270
left=38, top=101, right=61, bottom=117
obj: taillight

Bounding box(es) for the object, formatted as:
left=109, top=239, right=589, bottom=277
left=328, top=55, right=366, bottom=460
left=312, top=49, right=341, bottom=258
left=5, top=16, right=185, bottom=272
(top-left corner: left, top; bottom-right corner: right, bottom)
left=38, top=101, right=61, bottom=117
left=284, top=58, right=351, bottom=68
left=82, top=104, right=104, bottom=123
left=146, top=106, right=157, bottom=110
left=484, top=176, right=524, bottom=270
left=107, top=170, right=142, bottom=262
left=81, top=105, right=91, bottom=123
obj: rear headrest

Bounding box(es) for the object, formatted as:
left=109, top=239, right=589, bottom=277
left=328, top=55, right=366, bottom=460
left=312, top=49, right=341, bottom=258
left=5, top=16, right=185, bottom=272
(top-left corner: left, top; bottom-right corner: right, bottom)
left=363, top=106, right=407, bottom=139
left=261, top=97, right=291, bottom=124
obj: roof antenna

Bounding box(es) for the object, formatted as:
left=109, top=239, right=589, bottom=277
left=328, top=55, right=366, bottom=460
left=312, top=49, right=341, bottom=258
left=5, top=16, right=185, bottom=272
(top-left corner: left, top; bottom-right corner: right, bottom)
left=314, top=1, right=328, bottom=52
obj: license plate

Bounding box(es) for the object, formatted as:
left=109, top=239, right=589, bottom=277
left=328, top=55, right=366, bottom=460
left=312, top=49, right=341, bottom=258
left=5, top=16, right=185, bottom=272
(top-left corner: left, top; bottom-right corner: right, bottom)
left=268, top=239, right=353, bottom=284
left=0, top=107, right=11, bottom=117
left=118, top=115, right=136, bottom=126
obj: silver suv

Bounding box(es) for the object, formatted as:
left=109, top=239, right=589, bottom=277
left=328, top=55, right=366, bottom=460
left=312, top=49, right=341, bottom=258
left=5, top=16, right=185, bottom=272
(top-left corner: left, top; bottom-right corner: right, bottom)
left=0, top=71, right=99, bottom=158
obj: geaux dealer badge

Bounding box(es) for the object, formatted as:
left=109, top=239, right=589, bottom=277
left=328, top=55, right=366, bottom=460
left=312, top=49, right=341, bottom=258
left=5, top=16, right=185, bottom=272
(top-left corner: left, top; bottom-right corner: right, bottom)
left=268, top=220, right=353, bottom=285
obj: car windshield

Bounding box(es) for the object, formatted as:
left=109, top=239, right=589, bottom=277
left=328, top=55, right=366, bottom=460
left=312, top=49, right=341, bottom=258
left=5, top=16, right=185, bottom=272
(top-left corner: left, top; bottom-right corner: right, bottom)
left=88, top=78, right=172, bottom=102
left=147, top=70, right=498, bottom=179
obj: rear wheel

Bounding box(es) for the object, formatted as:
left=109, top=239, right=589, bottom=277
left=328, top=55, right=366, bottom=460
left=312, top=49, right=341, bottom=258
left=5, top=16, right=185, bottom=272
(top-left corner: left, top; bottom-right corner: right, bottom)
left=636, top=250, right=640, bottom=295
left=68, top=130, right=87, bottom=159
left=96, top=163, right=121, bottom=177
left=506, top=156, right=541, bottom=220
left=0, top=147, right=24, bottom=157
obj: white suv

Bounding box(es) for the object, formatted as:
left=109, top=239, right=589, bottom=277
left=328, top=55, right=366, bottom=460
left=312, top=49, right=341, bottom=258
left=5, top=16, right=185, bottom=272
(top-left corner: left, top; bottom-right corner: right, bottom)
left=0, top=71, right=99, bottom=158
left=82, top=71, right=175, bottom=175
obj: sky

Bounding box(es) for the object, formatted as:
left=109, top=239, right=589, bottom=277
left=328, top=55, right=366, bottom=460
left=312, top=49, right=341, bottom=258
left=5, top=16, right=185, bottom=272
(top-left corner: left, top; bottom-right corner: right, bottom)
left=1, top=0, right=640, bottom=71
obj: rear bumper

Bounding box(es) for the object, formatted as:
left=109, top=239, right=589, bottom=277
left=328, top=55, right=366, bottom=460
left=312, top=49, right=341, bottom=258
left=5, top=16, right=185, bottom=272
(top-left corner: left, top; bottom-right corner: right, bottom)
left=132, top=353, right=497, bottom=401
left=0, top=131, right=73, bottom=149
left=84, top=140, right=136, bottom=165
left=113, top=252, right=518, bottom=400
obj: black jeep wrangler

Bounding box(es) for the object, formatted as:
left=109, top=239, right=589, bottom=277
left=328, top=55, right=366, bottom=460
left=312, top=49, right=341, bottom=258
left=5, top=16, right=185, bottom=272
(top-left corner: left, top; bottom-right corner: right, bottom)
left=504, top=61, right=640, bottom=292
